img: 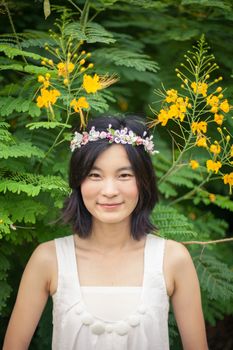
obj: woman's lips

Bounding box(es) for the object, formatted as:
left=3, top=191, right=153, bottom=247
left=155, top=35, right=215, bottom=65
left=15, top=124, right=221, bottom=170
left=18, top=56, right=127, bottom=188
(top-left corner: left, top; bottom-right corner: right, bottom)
left=97, top=203, right=122, bottom=208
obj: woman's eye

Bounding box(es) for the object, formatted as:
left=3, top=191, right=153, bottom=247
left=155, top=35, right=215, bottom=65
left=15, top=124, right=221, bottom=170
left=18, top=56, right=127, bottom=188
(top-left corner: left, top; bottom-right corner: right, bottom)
left=88, top=173, right=101, bottom=179
left=119, top=173, right=133, bottom=179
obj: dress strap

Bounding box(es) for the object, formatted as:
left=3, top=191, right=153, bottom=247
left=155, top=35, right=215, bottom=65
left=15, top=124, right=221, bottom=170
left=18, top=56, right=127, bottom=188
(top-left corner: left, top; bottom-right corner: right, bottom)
left=144, top=233, right=166, bottom=273
left=54, top=235, right=80, bottom=294
left=142, top=234, right=169, bottom=307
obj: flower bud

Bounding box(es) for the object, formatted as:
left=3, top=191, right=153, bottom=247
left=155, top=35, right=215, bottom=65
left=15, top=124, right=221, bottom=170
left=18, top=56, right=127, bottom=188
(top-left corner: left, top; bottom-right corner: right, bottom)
left=88, top=63, right=94, bottom=69
left=38, top=75, right=45, bottom=83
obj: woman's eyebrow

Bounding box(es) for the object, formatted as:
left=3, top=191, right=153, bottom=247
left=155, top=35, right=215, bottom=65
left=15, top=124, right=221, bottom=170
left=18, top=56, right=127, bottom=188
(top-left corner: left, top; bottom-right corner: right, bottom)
left=91, top=166, right=133, bottom=171
left=117, top=166, right=134, bottom=172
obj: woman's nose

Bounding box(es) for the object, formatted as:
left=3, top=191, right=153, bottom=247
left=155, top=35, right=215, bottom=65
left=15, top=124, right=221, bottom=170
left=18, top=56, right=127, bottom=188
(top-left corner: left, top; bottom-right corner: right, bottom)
left=101, top=179, right=119, bottom=197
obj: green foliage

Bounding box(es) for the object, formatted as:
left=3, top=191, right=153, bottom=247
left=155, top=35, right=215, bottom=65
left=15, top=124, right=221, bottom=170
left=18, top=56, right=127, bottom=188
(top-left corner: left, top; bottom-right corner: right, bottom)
left=94, top=48, right=159, bottom=72
left=194, top=253, right=233, bottom=301
left=152, top=204, right=197, bottom=240
left=0, top=250, right=12, bottom=313
left=64, top=22, right=116, bottom=44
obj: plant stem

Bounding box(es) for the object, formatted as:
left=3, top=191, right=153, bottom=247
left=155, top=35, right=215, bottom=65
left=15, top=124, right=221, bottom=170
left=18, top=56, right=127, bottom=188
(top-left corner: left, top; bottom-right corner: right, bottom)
left=182, top=237, right=233, bottom=245
left=3, top=0, right=27, bottom=64
left=168, top=174, right=211, bottom=206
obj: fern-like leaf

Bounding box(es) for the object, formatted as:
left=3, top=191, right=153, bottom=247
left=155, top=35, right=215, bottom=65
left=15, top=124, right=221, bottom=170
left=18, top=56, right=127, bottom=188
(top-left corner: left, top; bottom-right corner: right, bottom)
left=64, top=22, right=116, bottom=44
left=194, top=253, right=233, bottom=301
left=0, top=142, right=44, bottom=159
left=152, top=204, right=197, bottom=240
left=94, top=48, right=159, bottom=72
left=26, top=122, right=72, bottom=130
left=0, top=44, right=43, bottom=60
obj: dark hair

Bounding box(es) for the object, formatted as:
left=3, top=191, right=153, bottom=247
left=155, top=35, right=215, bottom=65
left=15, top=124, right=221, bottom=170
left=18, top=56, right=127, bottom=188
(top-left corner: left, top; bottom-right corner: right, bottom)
left=63, top=115, right=159, bottom=240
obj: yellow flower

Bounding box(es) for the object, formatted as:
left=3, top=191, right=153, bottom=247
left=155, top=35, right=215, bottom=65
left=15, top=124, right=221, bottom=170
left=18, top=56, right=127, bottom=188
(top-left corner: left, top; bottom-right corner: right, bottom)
left=83, top=74, right=102, bottom=93
left=83, top=74, right=118, bottom=93
left=57, top=62, right=75, bottom=78
left=210, top=142, right=221, bottom=156
left=209, top=193, right=216, bottom=202
left=189, top=160, right=199, bottom=170
left=80, top=59, right=85, bottom=65
left=206, top=160, right=222, bottom=174
left=219, top=99, right=230, bottom=113
left=70, top=97, right=89, bottom=112
left=214, top=113, right=224, bottom=125
left=207, top=95, right=219, bottom=107
left=230, top=145, right=233, bottom=157
left=191, top=82, right=208, bottom=97
left=223, top=172, right=233, bottom=193
left=210, top=106, right=218, bottom=114
left=223, top=173, right=233, bottom=184
left=207, top=95, right=220, bottom=113
left=196, top=136, right=208, bottom=148
left=191, top=121, right=207, bottom=135
left=165, top=89, right=178, bottom=103
left=36, top=88, right=60, bottom=108
left=158, top=109, right=170, bottom=126
left=168, top=104, right=179, bottom=118
left=38, top=75, right=45, bottom=83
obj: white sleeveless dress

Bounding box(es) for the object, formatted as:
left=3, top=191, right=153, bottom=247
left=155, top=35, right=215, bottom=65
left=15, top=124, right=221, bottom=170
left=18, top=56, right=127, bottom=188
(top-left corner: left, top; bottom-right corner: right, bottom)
left=52, top=233, right=170, bottom=349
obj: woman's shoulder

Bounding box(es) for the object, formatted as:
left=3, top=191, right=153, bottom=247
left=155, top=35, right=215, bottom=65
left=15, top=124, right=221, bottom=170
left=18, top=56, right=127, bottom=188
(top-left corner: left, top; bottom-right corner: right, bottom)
left=164, top=239, right=193, bottom=270
left=164, top=239, right=194, bottom=284
left=26, top=239, right=58, bottom=274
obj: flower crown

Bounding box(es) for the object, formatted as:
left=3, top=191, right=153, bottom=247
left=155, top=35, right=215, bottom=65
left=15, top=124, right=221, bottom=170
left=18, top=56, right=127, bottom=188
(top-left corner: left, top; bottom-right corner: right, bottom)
left=70, top=124, right=158, bottom=155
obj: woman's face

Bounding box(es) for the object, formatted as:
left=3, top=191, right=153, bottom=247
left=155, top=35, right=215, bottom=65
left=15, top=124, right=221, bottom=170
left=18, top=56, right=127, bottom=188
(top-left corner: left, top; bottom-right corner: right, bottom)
left=81, top=144, right=139, bottom=226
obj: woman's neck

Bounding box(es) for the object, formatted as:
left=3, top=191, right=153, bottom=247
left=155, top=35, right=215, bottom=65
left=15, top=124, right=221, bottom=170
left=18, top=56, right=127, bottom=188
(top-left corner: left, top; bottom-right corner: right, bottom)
left=86, top=221, right=135, bottom=253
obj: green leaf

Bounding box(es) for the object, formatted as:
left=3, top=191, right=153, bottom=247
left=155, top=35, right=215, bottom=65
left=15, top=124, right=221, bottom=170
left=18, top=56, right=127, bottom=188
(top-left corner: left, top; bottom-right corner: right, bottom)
left=0, top=280, right=12, bottom=313
left=64, top=22, right=116, bottom=44
left=26, top=122, right=72, bottom=130
left=152, top=204, right=197, bottom=240
left=94, top=48, right=159, bottom=72
left=194, top=253, right=233, bottom=301
left=44, top=0, right=51, bottom=19
left=2, top=198, right=48, bottom=224
left=0, top=44, right=43, bottom=60
left=181, top=0, right=232, bottom=11
left=0, top=142, right=44, bottom=159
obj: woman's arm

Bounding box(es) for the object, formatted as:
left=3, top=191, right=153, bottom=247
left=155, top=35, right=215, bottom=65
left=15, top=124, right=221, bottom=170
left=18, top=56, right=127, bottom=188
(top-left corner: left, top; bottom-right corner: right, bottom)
left=3, top=241, right=56, bottom=350
left=165, top=240, right=209, bottom=350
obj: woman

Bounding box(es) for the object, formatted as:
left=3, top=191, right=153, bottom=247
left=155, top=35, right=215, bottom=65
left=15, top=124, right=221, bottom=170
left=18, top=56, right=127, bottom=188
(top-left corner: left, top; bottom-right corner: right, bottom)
left=3, top=115, right=208, bottom=350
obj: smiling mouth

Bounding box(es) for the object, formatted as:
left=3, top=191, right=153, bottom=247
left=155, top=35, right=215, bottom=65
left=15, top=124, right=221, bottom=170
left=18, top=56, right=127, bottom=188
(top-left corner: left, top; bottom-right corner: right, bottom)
left=98, top=203, right=123, bottom=207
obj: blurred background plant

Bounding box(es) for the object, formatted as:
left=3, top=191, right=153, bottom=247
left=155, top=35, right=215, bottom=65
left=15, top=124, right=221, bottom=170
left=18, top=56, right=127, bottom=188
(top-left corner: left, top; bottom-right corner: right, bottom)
left=0, top=1, right=232, bottom=349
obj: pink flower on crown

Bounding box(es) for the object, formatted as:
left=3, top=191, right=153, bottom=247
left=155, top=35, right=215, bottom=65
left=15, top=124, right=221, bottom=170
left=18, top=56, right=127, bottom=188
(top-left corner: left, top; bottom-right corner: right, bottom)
left=82, top=132, right=89, bottom=144
left=99, top=131, right=107, bottom=139
left=135, top=137, right=144, bottom=145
